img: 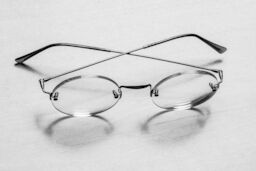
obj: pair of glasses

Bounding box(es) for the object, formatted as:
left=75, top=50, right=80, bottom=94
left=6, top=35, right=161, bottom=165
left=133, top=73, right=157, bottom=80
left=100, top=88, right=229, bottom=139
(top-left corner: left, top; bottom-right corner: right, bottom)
left=15, top=33, right=226, bottom=116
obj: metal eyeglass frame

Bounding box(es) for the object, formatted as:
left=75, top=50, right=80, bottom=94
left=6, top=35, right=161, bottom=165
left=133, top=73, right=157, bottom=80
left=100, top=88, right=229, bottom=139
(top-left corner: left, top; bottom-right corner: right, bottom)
left=15, top=33, right=226, bottom=115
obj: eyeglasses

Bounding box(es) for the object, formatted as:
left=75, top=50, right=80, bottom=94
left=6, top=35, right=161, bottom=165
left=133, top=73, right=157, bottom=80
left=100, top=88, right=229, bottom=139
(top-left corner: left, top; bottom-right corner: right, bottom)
left=15, top=33, right=226, bottom=116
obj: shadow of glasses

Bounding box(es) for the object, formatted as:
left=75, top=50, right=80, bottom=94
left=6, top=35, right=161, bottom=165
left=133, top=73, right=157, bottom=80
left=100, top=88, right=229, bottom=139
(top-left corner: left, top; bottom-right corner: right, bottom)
left=15, top=63, right=47, bottom=77
left=35, top=113, right=114, bottom=147
left=141, top=107, right=210, bottom=143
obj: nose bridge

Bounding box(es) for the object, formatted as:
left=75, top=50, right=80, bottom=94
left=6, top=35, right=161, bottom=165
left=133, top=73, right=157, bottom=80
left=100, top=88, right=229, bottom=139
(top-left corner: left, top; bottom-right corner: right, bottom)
left=119, top=84, right=152, bottom=90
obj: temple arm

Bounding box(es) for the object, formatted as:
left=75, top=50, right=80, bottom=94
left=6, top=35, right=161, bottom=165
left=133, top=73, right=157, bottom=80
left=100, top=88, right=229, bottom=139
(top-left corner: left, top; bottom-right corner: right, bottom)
left=15, top=33, right=226, bottom=64
left=15, top=43, right=113, bottom=64
left=15, top=33, right=226, bottom=82
left=41, top=46, right=224, bottom=82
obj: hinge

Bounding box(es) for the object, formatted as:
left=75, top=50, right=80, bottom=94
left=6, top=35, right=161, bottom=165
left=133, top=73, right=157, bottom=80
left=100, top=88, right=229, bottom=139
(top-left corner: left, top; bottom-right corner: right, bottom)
left=39, top=79, right=51, bottom=95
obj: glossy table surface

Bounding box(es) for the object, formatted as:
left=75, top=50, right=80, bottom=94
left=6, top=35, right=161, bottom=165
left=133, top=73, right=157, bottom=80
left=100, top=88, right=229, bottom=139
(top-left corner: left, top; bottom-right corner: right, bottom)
left=1, top=1, right=256, bottom=170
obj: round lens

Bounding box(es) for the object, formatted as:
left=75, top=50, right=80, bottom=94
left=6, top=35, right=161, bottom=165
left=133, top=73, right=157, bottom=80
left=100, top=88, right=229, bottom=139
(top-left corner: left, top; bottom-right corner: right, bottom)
left=51, top=76, right=120, bottom=116
left=152, top=71, right=218, bottom=109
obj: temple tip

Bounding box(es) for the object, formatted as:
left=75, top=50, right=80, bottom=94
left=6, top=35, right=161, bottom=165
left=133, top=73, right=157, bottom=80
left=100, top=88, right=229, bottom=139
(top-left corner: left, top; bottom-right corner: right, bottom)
left=215, top=45, right=227, bottom=54
left=207, top=40, right=227, bottom=54
left=219, top=46, right=227, bottom=54
left=15, top=57, right=25, bottom=64
left=188, top=33, right=227, bottom=54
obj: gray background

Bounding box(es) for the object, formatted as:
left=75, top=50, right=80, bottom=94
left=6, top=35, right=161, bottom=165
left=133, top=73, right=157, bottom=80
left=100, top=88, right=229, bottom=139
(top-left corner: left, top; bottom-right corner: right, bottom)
left=1, top=1, right=256, bottom=170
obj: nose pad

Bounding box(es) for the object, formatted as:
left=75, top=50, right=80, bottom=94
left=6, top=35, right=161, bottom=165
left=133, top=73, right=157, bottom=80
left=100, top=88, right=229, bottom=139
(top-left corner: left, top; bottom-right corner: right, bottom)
left=155, top=89, right=159, bottom=96
left=209, top=82, right=219, bottom=91
left=112, top=90, right=119, bottom=99
left=151, top=89, right=159, bottom=97
left=52, top=92, right=59, bottom=101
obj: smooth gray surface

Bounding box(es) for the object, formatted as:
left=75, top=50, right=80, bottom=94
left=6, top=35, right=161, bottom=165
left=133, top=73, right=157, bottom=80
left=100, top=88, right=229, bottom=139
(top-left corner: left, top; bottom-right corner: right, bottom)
left=1, top=1, right=256, bottom=170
